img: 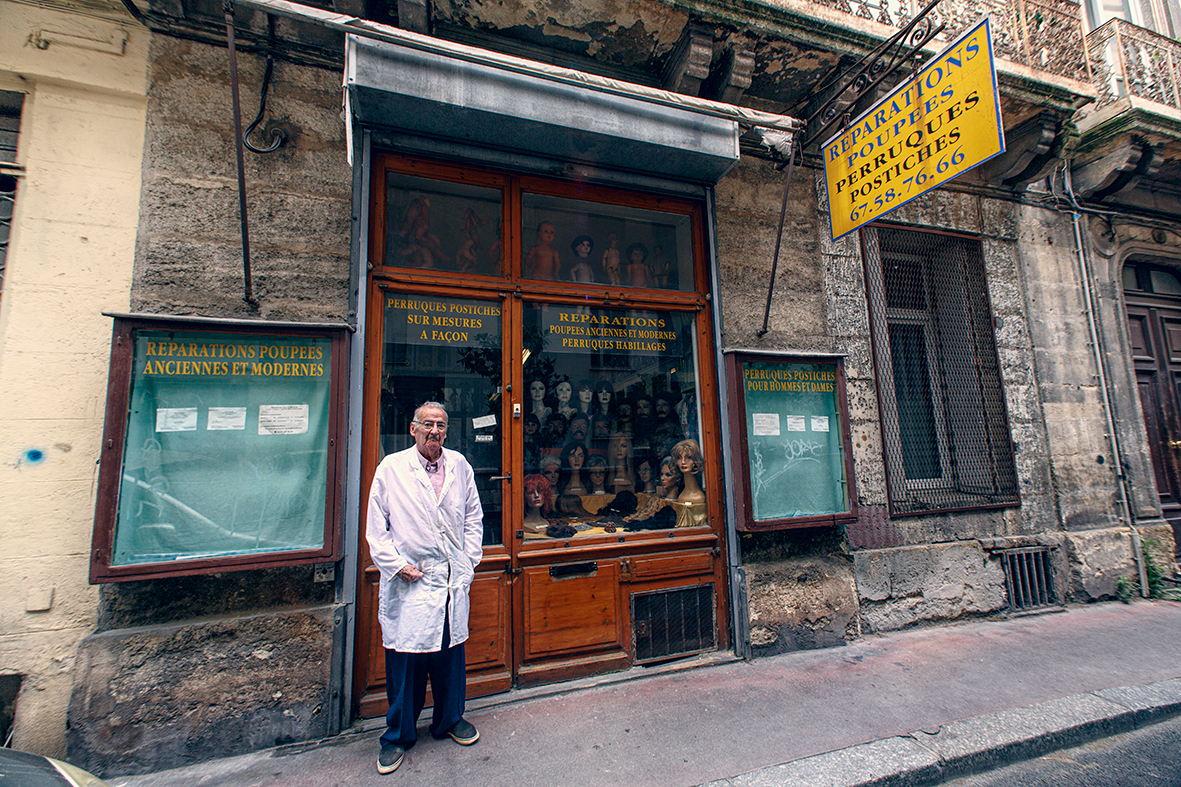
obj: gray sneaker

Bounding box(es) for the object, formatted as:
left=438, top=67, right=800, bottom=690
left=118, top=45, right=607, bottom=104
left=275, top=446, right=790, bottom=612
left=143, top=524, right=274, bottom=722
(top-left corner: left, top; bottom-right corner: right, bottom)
left=444, top=718, right=479, bottom=745
left=377, top=743, right=405, bottom=774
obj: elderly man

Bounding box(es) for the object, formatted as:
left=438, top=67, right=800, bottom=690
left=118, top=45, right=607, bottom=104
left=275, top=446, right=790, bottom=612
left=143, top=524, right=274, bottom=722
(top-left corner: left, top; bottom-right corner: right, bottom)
left=366, top=401, right=484, bottom=774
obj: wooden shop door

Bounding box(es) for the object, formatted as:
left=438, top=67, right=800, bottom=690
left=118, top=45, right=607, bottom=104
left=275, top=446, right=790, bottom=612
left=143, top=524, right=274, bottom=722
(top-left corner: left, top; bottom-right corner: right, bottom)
left=1125, top=261, right=1181, bottom=558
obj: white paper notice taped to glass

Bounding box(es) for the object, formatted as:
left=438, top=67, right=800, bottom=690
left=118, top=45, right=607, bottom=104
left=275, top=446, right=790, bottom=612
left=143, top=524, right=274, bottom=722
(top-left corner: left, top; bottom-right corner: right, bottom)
left=207, top=407, right=247, bottom=431
left=156, top=407, right=198, bottom=432
left=811, top=415, right=830, bottom=432
left=752, top=413, right=780, bottom=436
left=258, top=404, right=309, bottom=435
left=473, top=414, right=497, bottom=429
left=787, top=415, right=806, bottom=432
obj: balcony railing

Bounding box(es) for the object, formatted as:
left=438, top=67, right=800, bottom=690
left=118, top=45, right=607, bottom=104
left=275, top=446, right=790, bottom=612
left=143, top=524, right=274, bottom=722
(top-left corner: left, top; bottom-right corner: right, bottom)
left=1087, top=17, right=1181, bottom=108
left=812, top=0, right=1091, bottom=82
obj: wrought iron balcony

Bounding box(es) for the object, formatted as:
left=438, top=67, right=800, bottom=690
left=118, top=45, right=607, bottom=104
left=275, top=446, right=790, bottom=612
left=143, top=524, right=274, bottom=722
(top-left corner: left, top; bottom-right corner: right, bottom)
left=1088, top=17, right=1181, bottom=109
left=811, top=0, right=1091, bottom=82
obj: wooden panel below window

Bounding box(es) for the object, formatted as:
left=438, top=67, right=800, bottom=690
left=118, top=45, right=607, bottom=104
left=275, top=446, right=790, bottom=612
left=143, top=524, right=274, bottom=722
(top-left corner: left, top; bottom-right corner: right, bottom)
left=522, top=561, right=622, bottom=661
left=626, top=549, right=714, bottom=582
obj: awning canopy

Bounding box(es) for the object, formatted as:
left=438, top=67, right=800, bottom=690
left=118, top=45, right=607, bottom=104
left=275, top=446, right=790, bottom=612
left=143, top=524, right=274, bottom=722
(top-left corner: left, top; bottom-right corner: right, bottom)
left=344, top=35, right=743, bottom=184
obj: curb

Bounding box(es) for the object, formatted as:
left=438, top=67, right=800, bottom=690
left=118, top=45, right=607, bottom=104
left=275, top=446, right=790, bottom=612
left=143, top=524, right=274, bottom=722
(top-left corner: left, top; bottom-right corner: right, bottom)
left=698, top=677, right=1181, bottom=787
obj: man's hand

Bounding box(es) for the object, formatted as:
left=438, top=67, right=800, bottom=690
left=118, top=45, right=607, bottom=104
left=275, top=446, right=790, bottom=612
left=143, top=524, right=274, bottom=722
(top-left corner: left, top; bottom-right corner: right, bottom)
left=397, top=565, right=423, bottom=583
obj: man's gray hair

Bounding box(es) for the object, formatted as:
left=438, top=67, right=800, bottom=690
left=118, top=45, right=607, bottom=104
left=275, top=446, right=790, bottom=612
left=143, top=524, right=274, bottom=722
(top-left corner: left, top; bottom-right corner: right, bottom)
left=413, top=401, right=448, bottom=423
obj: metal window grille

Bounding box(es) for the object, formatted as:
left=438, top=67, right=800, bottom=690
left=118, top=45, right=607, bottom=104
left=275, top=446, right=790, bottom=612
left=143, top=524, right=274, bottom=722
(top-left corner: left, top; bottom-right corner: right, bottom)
left=631, top=584, right=716, bottom=664
left=1000, top=547, right=1057, bottom=610
left=862, top=226, right=1019, bottom=515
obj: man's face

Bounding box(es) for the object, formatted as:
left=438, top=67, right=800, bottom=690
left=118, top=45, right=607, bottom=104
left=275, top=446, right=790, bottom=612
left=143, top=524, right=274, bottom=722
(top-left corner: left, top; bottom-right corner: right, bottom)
left=570, top=417, right=589, bottom=441
left=636, top=398, right=652, bottom=418
left=410, top=406, right=447, bottom=460
left=655, top=398, right=671, bottom=418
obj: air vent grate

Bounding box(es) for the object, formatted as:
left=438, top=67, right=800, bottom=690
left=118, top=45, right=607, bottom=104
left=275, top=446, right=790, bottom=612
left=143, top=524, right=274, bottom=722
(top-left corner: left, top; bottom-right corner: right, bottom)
left=631, top=583, right=716, bottom=664
left=1001, top=547, right=1056, bottom=611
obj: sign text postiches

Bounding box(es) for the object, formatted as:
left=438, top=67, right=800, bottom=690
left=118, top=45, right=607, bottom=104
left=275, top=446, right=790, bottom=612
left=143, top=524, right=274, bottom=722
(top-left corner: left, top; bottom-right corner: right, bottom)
left=823, top=18, right=1005, bottom=240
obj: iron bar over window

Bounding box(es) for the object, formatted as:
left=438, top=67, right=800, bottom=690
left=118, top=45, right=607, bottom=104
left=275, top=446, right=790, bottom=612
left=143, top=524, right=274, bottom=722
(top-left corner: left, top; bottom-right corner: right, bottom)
left=862, top=226, right=1019, bottom=515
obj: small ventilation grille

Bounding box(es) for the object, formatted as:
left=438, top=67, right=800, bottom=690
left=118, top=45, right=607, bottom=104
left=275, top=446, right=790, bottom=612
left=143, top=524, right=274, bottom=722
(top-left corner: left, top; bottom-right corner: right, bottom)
left=1001, top=547, right=1056, bottom=611
left=631, top=584, right=716, bottom=664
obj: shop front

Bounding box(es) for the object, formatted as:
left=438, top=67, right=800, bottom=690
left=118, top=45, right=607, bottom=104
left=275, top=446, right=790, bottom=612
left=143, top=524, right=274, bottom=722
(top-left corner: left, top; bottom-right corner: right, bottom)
left=351, top=152, right=729, bottom=715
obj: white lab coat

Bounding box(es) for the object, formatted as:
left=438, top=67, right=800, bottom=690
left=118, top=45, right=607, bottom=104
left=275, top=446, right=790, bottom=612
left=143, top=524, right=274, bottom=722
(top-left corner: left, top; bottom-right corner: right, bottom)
left=366, top=446, right=484, bottom=652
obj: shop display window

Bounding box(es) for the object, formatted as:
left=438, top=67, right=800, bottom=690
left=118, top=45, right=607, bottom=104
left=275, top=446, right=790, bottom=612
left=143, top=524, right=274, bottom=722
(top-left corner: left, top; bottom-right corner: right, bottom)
left=520, top=304, right=707, bottom=540
left=382, top=169, right=506, bottom=277
left=521, top=192, right=694, bottom=291
left=90, top=318, right=347, bottom=581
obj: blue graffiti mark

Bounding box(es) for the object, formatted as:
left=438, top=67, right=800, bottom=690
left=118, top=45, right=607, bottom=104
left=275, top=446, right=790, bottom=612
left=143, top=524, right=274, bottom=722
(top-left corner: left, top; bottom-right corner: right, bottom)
left=23, top=449, right=45, bottom=464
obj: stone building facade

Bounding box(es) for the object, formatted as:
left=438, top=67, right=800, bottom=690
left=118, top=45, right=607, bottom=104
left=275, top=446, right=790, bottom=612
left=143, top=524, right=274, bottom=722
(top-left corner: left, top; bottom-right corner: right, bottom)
left=0, top=0, right=1177, bottom=776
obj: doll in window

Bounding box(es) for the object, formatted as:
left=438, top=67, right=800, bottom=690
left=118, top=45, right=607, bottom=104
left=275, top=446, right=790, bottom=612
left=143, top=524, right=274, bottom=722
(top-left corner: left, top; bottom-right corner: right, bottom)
left=569, top=235, right=596, bottom=283
left=626, top=242, right=653, bottom=288
left=607, top=432, right=636, bottom=494
left=523, top=474, right=556, bottom=534
left=601, top=233, right=622, bottom=285
left=555, top=380, right=576, bottom=420
left=558, top=441, right=589, bottom=497
left=529, top=379, right=551, bottom=422
left=399, top=196, right=448, bottom=269
left=672, top=438, right=705, bottom=506
left=525, top=221, right=560, bottom=279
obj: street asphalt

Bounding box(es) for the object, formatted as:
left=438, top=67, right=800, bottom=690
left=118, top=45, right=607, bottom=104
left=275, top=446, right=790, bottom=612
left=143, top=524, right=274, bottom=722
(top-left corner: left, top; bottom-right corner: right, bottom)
left=110, top=599, right=1181, bottom=787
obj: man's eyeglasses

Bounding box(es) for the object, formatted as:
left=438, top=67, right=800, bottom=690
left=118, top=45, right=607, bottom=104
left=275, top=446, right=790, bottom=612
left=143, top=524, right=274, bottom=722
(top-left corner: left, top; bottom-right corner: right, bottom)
left=414, top=420, right=448, bottom=432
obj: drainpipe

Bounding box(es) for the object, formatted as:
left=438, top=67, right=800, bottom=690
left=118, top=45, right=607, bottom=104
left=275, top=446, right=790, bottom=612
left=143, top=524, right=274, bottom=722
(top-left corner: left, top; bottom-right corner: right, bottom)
left=1063, top=164, right=1150, bottom=597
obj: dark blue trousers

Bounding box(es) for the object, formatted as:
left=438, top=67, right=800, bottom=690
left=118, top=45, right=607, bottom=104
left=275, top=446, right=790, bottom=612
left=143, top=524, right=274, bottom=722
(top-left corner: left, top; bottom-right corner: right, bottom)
left=380, top=611, right=467, bottom=748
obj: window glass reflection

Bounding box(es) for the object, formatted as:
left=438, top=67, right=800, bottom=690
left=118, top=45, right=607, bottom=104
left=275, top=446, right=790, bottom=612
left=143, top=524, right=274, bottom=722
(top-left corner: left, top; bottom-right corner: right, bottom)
left=384, top=173, right=503, bottom=276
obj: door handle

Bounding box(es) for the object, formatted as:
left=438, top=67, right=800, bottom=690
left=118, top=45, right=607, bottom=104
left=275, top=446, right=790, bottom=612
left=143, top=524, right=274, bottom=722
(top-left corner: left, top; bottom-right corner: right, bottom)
left=489, top=473, right=512, bottom=482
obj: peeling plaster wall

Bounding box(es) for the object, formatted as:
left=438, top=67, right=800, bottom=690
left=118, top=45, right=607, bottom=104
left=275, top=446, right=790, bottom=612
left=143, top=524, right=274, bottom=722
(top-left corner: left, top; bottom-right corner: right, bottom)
left=0, top=2, right=148, bottom=758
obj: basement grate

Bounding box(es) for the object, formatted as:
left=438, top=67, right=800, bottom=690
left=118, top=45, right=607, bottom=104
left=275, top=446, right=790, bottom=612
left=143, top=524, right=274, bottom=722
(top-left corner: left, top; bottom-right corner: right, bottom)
left=1001, top=547, right=1056, bottom=611
left=631, top=583, right=716, bottom=664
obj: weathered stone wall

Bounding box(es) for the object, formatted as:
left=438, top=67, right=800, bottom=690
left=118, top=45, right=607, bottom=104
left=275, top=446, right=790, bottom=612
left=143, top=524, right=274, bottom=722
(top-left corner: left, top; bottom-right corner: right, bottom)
left=67, top=606, right=336, bottom=777
left=713, top=155, right=1137, bottom=641
left=131, top=34, right=351, bottom=321
left=64, top=32, right=353, bottom=773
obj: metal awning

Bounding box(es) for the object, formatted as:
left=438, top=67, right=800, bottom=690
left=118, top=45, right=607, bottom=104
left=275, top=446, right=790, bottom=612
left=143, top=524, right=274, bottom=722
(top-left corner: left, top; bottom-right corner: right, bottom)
left=231, top=0, right=800, bottom=185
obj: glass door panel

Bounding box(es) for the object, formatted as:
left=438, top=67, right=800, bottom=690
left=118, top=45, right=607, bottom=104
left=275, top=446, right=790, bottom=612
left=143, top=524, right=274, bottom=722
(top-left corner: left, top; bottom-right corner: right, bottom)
left=379, top=293, right=505, bottom=545
left=520, top=302, right=705, bottom=543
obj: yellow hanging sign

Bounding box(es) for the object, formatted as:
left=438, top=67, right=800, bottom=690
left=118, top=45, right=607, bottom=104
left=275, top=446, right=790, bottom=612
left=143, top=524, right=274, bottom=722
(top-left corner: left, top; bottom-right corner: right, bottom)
left=823, top=18, right=1005, bottom=240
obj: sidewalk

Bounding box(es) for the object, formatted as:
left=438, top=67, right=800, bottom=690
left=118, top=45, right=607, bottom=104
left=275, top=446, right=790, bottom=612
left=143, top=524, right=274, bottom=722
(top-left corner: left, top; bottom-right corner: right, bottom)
left=111, top=600, right=1181, bottom=787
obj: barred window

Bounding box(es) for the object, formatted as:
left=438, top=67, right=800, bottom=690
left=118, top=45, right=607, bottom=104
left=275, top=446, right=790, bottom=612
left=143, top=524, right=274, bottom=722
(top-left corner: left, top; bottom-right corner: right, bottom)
left=862, top=226, right=1019, bottom=515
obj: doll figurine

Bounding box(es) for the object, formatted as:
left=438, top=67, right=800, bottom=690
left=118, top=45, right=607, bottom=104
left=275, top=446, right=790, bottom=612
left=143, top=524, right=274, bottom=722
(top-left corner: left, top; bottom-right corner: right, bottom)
left=570, top=235, right=595, bottom=283
left=555, top=380, right=576, bottom=420
left=586, top=455, right=608, bottom=494
left=558, top=441, right=589, bottom=497
left=456, top=208, right=483, bottom=273
left=671, top=438, right=705, bottom=506
left=608, top=432, right=636, bottom=494
left=576, top=380, right=594, bottom=415
left=399, top=196, right=448, bottom=269
left=525, top=221, right=560, bottom=280
left=601, top=233, right=622, bottom=285
left=626, top=242, right=653, bottom=288
left=524, top=474, right=556, bottom=534
left=658, top=455, right=684, bottom=501
left=529, top=379, right=551, bottom=422
left=652, top=244, right=670, bottom=288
